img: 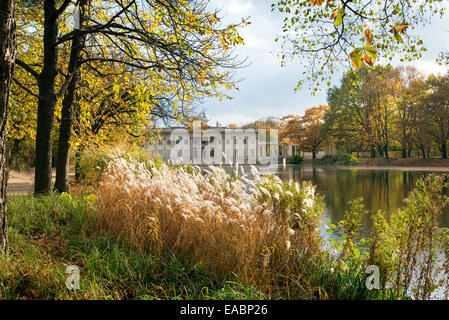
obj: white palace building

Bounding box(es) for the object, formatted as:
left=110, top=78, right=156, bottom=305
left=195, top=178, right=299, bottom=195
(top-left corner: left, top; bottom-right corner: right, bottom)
left=146, top=124, right=331, bottom=165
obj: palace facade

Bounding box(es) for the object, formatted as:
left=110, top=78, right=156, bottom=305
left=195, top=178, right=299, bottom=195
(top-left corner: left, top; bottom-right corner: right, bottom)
left=146, top=127, right=332, bottom=164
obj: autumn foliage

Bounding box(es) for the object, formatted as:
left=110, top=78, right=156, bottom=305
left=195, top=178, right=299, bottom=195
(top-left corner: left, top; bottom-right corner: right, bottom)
left=280, top=105, right=328, bottom=159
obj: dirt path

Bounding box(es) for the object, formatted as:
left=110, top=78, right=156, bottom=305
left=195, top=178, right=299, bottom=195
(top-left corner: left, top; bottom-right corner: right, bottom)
left=7, top=169, right=35, bottom=194
left=7, top=169, right=74, bottom=195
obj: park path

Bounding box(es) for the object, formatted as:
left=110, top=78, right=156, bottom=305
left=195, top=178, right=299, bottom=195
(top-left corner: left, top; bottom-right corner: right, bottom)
left=7, top=169, right=36, bottom=194
left=7, top=169, right=74, bottom=195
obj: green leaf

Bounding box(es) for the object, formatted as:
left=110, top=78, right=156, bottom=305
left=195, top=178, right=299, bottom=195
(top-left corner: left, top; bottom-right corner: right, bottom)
left=393, top=29, right=403, bottom=43
left=334, top=9, right=343, bottom=27
left=364, top=44, right=377, bottom=62
left=349, top=47, right=364, bottom=68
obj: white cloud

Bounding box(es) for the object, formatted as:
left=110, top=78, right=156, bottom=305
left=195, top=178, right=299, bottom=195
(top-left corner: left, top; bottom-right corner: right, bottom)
left=219, top=0, right=254, bottom=15
left=204, top=0, right=449, bottom=126
left=410, top=60, right=448, bottom=76
left=208, top=113, right=256, bottom=126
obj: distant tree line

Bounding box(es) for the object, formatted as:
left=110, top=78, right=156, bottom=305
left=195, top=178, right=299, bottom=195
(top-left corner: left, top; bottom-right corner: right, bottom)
left=322, top=66, right=449, bottom=159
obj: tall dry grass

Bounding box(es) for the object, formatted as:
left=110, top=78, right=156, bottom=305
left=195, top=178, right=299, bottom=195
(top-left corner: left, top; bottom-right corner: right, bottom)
left=93, top=156, right=324, bottom=296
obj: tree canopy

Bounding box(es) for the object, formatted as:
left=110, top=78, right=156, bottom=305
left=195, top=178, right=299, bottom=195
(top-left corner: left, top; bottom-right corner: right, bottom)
left=273, top=0, right=444, bottom=90
left=12, top=0, right=249, bottom=193
left=323, top=65, right=449, bottom=158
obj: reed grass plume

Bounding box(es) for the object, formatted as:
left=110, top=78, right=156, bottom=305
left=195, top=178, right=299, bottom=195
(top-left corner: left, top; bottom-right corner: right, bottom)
left=94, top=155, right=324, bottom=295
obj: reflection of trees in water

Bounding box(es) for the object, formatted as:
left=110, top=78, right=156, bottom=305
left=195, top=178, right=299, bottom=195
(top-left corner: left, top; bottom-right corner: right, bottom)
left=277, top=166, right=449, bottom=236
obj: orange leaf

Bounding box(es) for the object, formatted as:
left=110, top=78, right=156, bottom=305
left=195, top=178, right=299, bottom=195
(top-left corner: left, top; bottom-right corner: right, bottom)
left=330, top=9, right=338, bottom=20
left=364, top=28, right=373, bottom=43
left=309, top=0, right=324, bottom=5
left=394, top=24, right=409, bottom=33
left=363, top=52, right=373, bottom=66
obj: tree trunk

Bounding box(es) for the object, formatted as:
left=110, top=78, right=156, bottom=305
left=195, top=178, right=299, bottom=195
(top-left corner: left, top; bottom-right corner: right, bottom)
left=0, top=0, right=16, bottom=253
left=378, top=146, right=383, bottom=158
left=74, top=147, right=82, bottom=181
left=419, top=145, right=426, bottom=159
left=54, top=78, right=77, bottom=193
left=74, top=103, right=83, bottom=181
left=441, top=141, right=447, bottom=159
left=312, top=151, right=316, bottom=160
left=54, top=3, right=86, bottom=193
left=34, top=0, right=58, bottom=195
left=401, top=128, right=407, bottom=158
left=384, top=144, right=389, bottom=159
left=370, top=146, right=376, bottom=158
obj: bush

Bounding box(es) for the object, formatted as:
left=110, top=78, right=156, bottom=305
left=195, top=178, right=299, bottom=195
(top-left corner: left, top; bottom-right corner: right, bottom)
left=325, top=174, right=449, bottom=300
left=3, top=193, right=266, bottom=300
left=75, top=146, right=163, bottom=186
left=6, top=139, right=35, bottom=170
left=368, top=174, right=449, bottom=299
left=76, top=149, right=111, bottom=185
left=338, top=153, right=359, bottom=165
left=314, top=155, right=338, bottom=165
left=286, top=154, right=303, bottom=164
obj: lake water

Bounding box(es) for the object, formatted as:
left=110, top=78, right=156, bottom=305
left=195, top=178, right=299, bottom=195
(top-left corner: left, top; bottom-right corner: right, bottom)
left=275, top=165, right=449, bottom=237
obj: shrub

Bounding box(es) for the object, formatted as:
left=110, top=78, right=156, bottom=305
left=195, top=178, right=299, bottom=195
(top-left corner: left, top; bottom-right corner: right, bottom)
left=366, top=174, right=449, bottom=299
left=76, top=149, right=111, bottom=185
left=338, top=153, right=359, bottom=165
left=6, top=139, right=35, bottom=170
left=337, top=199, right=368, bottom=260
left=314, top=155, right=338, bottom=165
left=75, top=146, right=163, bottom=186
left=286, top=154, right=303, bottom=164
left=386, top=174, right=449, bottom=299
left=3, top=193, right=266, bottom=299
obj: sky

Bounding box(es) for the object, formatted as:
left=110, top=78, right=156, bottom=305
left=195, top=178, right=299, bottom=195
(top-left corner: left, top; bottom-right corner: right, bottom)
left=201, top=0, right=449, bottom=127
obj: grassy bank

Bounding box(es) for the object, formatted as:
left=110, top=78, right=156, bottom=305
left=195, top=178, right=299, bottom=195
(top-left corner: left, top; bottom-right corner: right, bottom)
left=356, top=158, right=449, bottom=168
left=1, top=193, right=268, bottom=299
left=314, top=156, right=449, bottom=171
left=1, top=150, right=449, bottom=300
left=0, top=192, right=377, bottom=300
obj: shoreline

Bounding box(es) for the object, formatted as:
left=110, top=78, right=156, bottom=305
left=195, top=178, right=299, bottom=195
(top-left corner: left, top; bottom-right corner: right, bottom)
left=308, top=157, right=449, bottom=172
left=332, top=164, right=449, bottom=172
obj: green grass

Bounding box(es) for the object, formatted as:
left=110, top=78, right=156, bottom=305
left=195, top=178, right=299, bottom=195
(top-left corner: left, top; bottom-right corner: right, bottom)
left=0, top=193, right=266, bottom=300
left=0, top=192, right=404, bottom=300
